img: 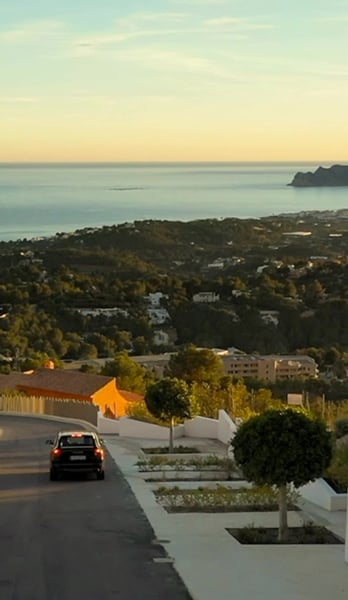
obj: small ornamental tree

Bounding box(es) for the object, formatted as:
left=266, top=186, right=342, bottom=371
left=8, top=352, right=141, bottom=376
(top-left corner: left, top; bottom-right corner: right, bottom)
left=145, top=377, right=192, bottom=452
left=231, top=409, right=333, bottom=541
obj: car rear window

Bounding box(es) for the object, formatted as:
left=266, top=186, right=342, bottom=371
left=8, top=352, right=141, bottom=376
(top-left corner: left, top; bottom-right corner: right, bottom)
left=59, top=435, right=95, bottom=447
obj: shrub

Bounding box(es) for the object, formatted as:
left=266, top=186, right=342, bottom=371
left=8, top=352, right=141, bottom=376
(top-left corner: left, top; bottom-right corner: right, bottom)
left=325, top=445, right=348, bottom=490
left=136, top=454, right=237, bottom=475
left=334, top=418, right=348, bottom=439
left=154, top=484, right=299, bottom=511
left=126, top=401, right=165, bottom=425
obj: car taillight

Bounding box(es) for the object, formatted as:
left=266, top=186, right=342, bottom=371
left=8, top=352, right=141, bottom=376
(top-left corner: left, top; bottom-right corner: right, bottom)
left=94, top=448, right=104, bottom=459
left=52, top=448, right=62, bottom=456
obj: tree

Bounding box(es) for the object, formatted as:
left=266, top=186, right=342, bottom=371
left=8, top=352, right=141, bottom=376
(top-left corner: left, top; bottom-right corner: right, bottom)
left=231, top=409, right=332, bottom=541
left=145, top=377, right=192, bottom=451
left=166, top=344, right=224, bottom=386
left=101, top=351, right=151, bottom=394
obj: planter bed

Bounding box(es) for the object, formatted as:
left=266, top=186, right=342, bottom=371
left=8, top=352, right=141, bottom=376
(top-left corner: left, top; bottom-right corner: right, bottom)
left=154, top=485, right=299, bottom=513
left=163, top=504, right=285, bottom=513
left=138, top=452, right=220, bottom=461
left=142, top=470, right=237, bottom=481
left=141, top=446, right=201, bottom=455
left=147, top=480, right=249, bottom=489
left=227, top=526, right=343, bottom=545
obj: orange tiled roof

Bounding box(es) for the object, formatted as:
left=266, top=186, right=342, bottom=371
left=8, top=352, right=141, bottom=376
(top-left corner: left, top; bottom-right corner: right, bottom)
left=118, top=389, right=144, bottom=403
left=0, top=372, right=28, bottom=391
left=16, top=368, right=115, bottom=397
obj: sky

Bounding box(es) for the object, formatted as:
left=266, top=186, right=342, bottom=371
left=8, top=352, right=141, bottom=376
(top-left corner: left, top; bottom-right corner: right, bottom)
left=1, top=0, right=347, bottom=162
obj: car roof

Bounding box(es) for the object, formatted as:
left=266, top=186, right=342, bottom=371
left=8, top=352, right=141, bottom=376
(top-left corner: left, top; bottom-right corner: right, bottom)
left=57, top=430, right=98, bottom=437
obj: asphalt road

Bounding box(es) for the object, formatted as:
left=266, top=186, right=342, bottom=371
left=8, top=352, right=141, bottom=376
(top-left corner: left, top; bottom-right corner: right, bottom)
left=0, top=415, right=192, bottom=600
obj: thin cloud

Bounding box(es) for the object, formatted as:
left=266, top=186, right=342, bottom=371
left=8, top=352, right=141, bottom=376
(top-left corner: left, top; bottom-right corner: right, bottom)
left=70, top=13, right=272, bottom=56
left=204, top=17, right=273, bottom=30
left=171, top=0, right=228, bottom=4
left=119, top=12, right=188, bottom=25
left=114, top=47, right=219, bottom=75
left=0, top=97, right=38, bottom=103
left=317, top=14, right=348, bottom=22
left=0, top=20, right=65, bottom=44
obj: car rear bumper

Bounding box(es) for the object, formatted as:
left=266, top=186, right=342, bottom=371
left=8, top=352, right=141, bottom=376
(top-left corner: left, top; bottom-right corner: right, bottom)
left=51, top=461, right=104, bottom=472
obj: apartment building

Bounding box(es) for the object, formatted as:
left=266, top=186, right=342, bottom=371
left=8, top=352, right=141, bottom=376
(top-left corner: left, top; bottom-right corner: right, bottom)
left=132, top=350, right=317, bottom=383
left=221, top=353, right=318, bottom=382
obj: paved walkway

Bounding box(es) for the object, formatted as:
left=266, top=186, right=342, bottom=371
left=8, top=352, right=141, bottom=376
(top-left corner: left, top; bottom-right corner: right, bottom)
left=105, top=435, right=348, bottom=600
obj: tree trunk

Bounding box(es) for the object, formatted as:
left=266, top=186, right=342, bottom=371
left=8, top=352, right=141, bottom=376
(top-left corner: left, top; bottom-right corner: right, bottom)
left=169, top=417, right=174, bottom=452
left=278, top=484, right=288, bottom=541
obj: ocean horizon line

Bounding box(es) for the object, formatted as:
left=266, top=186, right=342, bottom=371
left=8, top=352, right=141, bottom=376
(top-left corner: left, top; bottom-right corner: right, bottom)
left=0, top=160, right=346, bottom=168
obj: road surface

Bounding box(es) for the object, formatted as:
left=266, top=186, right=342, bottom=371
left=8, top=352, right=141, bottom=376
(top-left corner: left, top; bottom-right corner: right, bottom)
left=0, top=415, right=192, bottom=600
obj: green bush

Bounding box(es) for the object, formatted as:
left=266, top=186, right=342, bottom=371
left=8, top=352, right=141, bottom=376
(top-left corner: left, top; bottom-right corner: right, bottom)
left=334, top=418, right=348, bottom=439
left=326, top=445, right=348, bottom=490
left=126, top=401, right=165, bottom=425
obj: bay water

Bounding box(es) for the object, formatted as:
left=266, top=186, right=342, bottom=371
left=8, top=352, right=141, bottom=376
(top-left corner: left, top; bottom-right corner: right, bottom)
left=1, top=162, right=348, bottom=242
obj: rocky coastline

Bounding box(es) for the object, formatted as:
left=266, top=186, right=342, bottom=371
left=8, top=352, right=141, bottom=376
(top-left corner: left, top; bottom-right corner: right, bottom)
left=289, top=164, right=348, bottom=187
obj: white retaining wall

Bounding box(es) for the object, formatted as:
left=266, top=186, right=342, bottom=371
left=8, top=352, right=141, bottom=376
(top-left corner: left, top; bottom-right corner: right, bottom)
left=346, top=494, right=348, bottom=563
left=119, top=418, right=185, bottom=440
left=299, top=478, right=347, bottom=511
left=97, top=410, right=237, bottom=444
left=184, top=416, right=218, bottom=439
left=98, top=415, right=120, bottom=434
left=217, top=409, right=237, bottom=444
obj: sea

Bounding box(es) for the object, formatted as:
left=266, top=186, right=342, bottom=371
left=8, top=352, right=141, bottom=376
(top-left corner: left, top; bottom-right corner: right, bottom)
left=1, top=161, right=348, bottom=242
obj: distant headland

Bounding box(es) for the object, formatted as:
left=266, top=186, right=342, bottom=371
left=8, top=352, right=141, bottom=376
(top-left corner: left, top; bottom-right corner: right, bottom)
left=289, top=164, right=348, bottom=187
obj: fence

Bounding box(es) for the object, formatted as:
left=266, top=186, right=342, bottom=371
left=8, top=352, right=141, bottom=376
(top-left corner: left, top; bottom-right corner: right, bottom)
left=0, top=393, right=98, bottom=426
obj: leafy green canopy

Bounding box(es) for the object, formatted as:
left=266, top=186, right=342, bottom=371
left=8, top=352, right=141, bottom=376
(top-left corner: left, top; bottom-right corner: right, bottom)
left=166, top=344, right=224, bottom=386
left=232, top=409, right=333, bottom=488
left=145, top=377, right=192, bottom=422
left=101, top=351, right=150, bottom=394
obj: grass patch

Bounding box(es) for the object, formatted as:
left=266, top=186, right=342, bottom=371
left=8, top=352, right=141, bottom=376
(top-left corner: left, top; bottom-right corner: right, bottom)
left=155, top=484, right=299, bottom=512
left=227, top=523, right=343, bottom=545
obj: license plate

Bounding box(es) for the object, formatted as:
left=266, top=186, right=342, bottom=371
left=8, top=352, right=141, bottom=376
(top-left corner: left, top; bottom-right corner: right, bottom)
left=70, top=455, right=86, bottom=461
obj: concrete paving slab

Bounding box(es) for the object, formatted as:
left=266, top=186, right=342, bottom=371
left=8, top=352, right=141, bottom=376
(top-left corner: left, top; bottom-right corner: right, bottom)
left=105, top=435, right=348, bottom=600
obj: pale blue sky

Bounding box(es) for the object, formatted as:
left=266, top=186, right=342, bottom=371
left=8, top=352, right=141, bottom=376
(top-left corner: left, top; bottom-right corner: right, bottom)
left=1, top=0, right=347, bottom=161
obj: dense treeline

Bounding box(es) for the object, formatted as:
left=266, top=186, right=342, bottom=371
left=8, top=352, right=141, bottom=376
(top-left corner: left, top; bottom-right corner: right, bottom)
left=1, top=213, right=348, bottom=391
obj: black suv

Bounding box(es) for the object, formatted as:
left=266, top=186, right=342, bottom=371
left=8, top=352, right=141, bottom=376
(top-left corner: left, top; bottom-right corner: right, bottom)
left=47, top=431, right=105, bottom=481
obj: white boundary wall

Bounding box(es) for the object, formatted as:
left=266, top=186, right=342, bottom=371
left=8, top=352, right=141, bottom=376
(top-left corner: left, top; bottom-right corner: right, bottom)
left=118, top=418, right=185, bottom=440
left=299, top=478, right=347, bottom=512
left=97, top=410, right=237, bottom=443
left=345, top=494, right=348, bottom=563
left=217, top=409, right=237, bottom=444
left=184, top=416, right=218, bottom=439
left=98, top=415, right=120, bottom=434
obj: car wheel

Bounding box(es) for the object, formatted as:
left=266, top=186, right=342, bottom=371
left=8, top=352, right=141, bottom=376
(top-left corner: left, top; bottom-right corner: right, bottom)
left=49, top=468, right=57, bottom=481
left=96, top=470, right=105, bottom=480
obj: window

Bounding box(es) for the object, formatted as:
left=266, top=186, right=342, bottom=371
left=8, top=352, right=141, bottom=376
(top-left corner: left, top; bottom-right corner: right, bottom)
left=59, top=435, right=95, bottom=447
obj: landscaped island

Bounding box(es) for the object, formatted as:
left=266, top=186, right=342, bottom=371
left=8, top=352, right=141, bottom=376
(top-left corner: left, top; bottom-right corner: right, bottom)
left=289, top=164, right=348, bottom=187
